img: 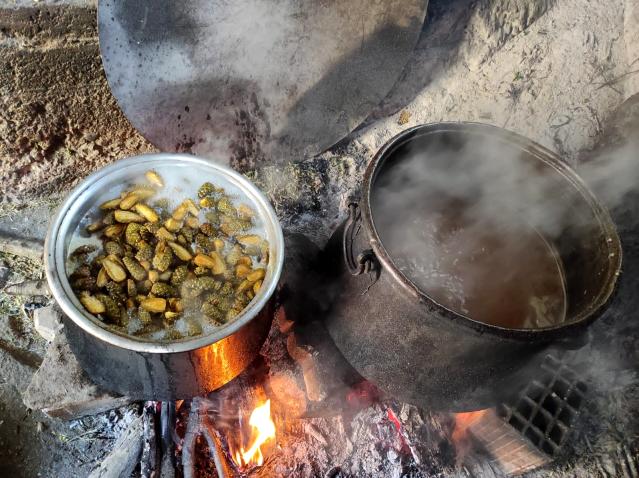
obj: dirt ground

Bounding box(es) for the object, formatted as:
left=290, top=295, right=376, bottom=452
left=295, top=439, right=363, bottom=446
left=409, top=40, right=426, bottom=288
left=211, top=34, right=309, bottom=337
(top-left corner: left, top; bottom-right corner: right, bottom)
left=0, top=0, right=638, bottom=476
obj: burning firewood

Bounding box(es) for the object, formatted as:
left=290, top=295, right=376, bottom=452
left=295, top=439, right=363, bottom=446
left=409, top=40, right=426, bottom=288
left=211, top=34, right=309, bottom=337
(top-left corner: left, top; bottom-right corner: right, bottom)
left=181, top=398, right=241, bottom=478
left=286, top=333, right=326, bottom=402
left=182, top=398, right=203, bottom=478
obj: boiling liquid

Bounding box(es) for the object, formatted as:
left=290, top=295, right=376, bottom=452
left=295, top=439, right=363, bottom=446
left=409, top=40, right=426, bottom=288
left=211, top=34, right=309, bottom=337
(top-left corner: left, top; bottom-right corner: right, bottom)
left=372, top=154, right=568, bottom=329
left=387, top=213, right=567, bottom=329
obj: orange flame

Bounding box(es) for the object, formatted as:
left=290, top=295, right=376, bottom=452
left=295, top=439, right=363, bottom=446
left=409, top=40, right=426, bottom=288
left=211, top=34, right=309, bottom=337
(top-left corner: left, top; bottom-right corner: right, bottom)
left=234, top=399, right=276, bottom=468
left=453, top=410, right=486, bottom=432
left=451, top=410, right=488, bottom=464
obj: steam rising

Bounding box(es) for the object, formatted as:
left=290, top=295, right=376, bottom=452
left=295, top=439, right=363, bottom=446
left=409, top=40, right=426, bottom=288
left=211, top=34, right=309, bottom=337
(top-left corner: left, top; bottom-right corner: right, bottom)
left=579, top=139, right=639, bottom=211
left=370, top=130, right=625, bottom=329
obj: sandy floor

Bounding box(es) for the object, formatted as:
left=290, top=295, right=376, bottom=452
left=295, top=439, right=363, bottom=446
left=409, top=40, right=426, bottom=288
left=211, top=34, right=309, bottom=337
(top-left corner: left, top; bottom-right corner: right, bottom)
left=366, top=0, right=636, bottom=160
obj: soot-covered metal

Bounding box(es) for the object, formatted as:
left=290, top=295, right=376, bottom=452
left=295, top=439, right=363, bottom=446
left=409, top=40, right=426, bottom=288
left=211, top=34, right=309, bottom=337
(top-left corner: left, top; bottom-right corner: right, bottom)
left=324, top=123, right=622, bottom=412
left=97, top=0, right=428, bottom=168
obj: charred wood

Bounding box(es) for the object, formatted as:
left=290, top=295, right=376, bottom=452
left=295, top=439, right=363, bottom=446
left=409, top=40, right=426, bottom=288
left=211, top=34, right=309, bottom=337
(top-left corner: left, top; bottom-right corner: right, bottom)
left=88, top=414, right=143, bottom=478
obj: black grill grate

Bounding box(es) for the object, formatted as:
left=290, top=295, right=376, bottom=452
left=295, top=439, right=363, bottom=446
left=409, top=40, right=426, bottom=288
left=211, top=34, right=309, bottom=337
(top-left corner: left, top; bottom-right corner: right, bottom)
left=499, top=355, right=587, bottom=455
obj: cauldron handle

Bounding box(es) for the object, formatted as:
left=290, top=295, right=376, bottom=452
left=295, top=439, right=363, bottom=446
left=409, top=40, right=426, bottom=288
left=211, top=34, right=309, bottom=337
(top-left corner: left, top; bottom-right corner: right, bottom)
left=343, top=203, right=379, bottom=278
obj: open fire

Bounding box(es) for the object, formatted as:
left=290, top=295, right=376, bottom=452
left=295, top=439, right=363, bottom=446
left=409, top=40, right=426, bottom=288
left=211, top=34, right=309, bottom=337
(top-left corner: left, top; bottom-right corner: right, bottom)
left=75, top=231, right=629, bottom=478
left=164, top=297, right=585, bottom=478
left=52, top=282, right=634, bottom=478
left=452, top=410, right=488, bottom=444
left=451, top=410, right=489, bottom=465
left=233, top=399, right=276, bottom=469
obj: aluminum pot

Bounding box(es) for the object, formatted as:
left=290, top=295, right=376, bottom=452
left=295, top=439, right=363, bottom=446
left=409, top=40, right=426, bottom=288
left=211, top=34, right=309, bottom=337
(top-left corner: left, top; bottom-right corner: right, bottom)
left=45, top=153, right=284, bottom=400
left=324, top=122, right=622, bottom=411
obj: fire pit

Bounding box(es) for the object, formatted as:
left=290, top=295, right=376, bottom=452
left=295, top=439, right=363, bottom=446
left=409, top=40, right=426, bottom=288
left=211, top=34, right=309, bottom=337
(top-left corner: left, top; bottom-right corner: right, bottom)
left=36, top=130, right=630, bottom=478
left=2, top=2, right=639, bottom=477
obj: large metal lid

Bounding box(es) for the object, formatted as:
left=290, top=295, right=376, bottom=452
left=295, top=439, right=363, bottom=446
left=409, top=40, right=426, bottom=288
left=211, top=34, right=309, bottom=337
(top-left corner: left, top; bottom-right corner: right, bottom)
left=98, top=0, right=427, bottom=168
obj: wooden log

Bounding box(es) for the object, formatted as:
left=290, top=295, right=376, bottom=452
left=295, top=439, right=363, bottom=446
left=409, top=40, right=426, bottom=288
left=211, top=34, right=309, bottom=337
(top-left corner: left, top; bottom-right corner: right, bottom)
left=181, top=399, right=202, bottom=478
left=141, top=403, right=159, bottom=478
left=202, top=413, right=236, bottom=478
left=88, top=415, right=143, bottom=478
left=182, top=398, right=233, bottom=478
left=159, top=401, right=176, bottom=478
left=160, top=454, right=176, bottom=478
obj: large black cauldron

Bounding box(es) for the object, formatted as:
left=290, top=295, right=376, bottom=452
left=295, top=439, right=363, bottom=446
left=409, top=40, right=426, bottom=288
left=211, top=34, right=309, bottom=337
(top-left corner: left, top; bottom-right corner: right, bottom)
left=325, top=123, right=622, bottom=411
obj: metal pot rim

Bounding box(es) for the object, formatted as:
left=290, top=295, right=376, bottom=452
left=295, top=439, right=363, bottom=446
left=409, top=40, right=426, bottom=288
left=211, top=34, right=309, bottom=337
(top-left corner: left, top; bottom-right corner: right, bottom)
left=45, top=153, right=284, bottom=354
left=360, top=121, right=623, bottom=338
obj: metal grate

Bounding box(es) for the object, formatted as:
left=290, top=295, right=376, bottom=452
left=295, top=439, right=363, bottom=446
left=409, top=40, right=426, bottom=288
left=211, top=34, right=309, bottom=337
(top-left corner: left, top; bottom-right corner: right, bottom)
left=499, top=355, right=587, bottom=456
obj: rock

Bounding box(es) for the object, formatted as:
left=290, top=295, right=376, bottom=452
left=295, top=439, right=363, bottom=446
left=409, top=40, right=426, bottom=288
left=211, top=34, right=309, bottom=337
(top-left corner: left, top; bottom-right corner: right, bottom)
left=22, top=328, right=133, bottom=419
left=33, top=305, right=62, bottom=341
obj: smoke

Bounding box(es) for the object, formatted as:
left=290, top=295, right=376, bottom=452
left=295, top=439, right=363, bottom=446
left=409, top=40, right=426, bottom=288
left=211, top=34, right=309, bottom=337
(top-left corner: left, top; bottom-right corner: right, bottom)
left=370, top=129, right=631, bottom=329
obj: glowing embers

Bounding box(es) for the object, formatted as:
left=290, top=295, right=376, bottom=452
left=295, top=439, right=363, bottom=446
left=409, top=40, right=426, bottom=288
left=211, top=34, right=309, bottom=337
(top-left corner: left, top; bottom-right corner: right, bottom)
left=451, top=409, right=489, bottom=465
left=452, top=410, right=488, bottom=442
left=234, top=399, right=276, bottom=469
